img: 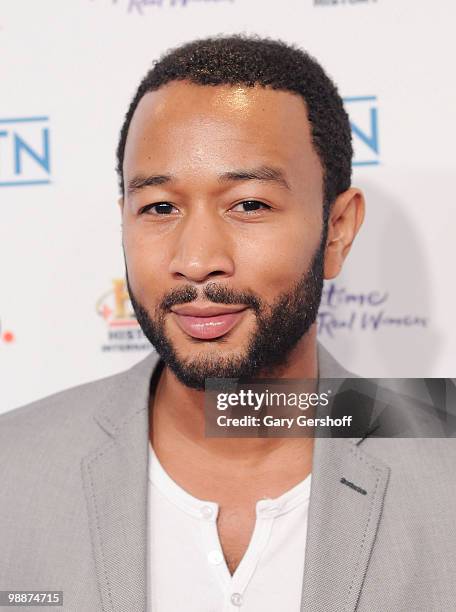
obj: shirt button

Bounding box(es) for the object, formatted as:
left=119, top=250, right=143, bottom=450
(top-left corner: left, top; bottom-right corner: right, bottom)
left=208, top=550, right=224, bottom=565
left=200, top=505, right=214, bottom=519
left=231, top=592, right=243, bottom=607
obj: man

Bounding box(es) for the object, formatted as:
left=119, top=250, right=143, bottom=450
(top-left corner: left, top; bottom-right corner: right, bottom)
left=0, top=36, right=455, bottom=612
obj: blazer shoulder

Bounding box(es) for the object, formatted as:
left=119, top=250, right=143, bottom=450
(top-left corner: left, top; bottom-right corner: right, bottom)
left=0, top=352, right=158, bottom=445
left=317, top=341, right=358, bottom=379
left=1, top=370, right=122, bottom=428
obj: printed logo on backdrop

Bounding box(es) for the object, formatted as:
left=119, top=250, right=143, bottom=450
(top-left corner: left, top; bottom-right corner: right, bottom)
left=0, top=116, right=51, bottom=187
left=0, top=318, right=15, bottom=344
left=102, top=0, right=234, bottom=16
left=343, top=96, right=379, bottom=166
left=96, top=279, right=151, bottom=352
left=317, top=282, right=427, bottom=338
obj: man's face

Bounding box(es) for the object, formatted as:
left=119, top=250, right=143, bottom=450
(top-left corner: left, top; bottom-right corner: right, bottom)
left=121, top=81, right=326, bottom=389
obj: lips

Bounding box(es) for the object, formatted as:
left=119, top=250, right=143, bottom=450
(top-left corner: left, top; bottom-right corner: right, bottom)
left=170, top=305, right=247, bottom=340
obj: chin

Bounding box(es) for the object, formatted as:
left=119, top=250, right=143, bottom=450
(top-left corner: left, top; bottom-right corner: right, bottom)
left=177, top=342, right=247, bottom=363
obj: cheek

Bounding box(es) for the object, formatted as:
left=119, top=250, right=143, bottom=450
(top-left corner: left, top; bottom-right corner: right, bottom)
left=122, top=227, right=170, bottom=303
left=234, top=221, right=320, bottom=295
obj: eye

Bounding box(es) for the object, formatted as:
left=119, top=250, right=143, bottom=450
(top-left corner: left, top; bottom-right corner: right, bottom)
left=230, top=200, right=271, bottom=214
left=140, top=202, right=178, bottom=215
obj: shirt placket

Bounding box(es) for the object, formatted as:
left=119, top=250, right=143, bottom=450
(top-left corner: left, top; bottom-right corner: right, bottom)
left=221, top=500, right=279, bottom=611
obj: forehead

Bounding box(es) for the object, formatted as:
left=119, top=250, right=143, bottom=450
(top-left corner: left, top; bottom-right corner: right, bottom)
left=123, top=81, right=322, bottom=182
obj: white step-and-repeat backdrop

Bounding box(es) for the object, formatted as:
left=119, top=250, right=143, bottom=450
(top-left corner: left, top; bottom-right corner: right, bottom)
left=1, top=0, right=454, bottom=413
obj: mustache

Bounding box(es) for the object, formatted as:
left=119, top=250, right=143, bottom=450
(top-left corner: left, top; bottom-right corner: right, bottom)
left=160, top=283, right=262, bottom=313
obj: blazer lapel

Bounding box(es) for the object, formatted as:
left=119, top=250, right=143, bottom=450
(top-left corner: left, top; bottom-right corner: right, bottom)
left=300, top=437, right=390, bottom=612
left=81, top=351, right=160, bottom=612
left=300, top=343, right=391, bottom=612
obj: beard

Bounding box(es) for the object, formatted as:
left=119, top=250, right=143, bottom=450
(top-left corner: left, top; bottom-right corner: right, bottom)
left=125, top=231, right=326, bottom=390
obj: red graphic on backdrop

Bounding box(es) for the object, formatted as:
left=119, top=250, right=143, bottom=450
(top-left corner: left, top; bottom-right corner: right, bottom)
left=0, top=319, right=15, bottom=344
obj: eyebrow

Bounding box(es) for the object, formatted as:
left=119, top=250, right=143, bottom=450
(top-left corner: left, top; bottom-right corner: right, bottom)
left=126, top=164, right=291, bottom=195
left=127, top=174, right=172, bottom=195
left=218, top=165, right=291, bottom=190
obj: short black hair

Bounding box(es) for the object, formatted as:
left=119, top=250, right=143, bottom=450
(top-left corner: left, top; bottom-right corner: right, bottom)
left=116, top=35, right=352, bottom=218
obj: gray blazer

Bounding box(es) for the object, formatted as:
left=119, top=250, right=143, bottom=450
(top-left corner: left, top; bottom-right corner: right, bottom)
left=1, top=344, right=455, bottom=611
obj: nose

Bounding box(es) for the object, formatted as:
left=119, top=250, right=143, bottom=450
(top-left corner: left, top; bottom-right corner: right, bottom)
left=168, top=207, right=235, bottom=283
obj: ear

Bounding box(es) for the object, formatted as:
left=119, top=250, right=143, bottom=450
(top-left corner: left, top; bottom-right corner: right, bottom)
left=324, top=187, right=365, bottom=279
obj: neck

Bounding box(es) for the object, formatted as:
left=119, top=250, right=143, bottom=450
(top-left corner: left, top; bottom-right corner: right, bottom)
left=149, top=326, right=318, bottom=462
